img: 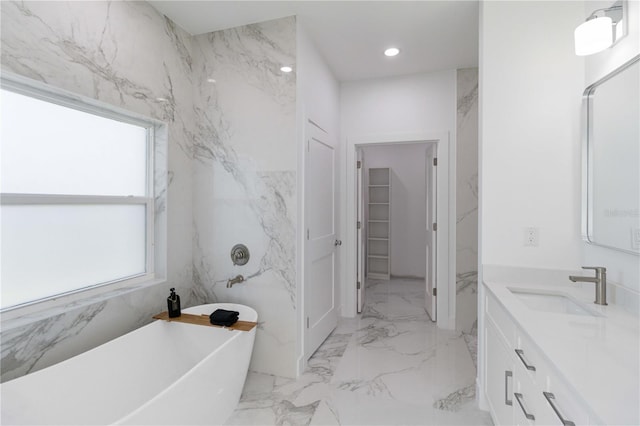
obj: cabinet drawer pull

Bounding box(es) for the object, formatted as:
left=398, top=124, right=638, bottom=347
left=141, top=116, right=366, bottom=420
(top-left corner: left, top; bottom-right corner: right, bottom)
left=515, top=349, right=536, bottom=371
left=504, top=371, right=513, bottom=406
left=543, top=392, right=576, bottom=426
left=514, top=392, right=535, bottom=420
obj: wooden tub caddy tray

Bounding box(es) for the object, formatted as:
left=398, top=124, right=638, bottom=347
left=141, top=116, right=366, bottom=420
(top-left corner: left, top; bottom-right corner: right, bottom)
left=153, top=311, right=257, bottom=331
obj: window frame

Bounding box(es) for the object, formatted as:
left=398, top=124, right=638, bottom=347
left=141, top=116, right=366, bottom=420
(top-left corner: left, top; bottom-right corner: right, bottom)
left=1, top=74, right=165, bottom=314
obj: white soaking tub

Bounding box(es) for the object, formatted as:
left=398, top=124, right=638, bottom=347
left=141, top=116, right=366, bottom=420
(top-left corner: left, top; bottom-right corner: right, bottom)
left=1, top=303, right=257, bottom=425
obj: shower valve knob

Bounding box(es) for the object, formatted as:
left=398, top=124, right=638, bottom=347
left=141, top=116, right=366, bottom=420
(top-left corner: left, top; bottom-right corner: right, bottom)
left=230, top=244, right=250, bottom=266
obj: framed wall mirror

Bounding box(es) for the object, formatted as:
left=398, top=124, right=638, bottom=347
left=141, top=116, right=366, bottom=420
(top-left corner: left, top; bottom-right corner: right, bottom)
left=582, top=54, right=639, bottom=255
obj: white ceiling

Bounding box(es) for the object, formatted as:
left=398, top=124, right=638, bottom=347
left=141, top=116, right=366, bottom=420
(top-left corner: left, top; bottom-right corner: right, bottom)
left=148, top=1, right=479, bottom=82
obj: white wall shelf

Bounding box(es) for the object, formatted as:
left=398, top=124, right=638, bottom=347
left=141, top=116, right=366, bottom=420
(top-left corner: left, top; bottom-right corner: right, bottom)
left=367, top=167, right=391, bottom=280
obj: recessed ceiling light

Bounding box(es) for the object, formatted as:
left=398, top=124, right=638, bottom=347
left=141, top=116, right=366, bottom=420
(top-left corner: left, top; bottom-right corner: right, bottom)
left=384, top=47, right=400, bottom=57
left=280, top=66, right=293, bottom=73
left=156, top=97, right=168, bottom=102
left=207, top=78, right=216, bottom=83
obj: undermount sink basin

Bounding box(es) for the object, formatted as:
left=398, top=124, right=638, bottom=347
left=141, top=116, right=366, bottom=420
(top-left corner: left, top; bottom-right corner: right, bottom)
left=509, top=288, right=599, bottom=317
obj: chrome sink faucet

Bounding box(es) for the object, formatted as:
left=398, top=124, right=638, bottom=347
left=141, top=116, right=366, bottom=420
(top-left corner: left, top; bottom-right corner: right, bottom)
left=569, top=266, right=607, bottom=305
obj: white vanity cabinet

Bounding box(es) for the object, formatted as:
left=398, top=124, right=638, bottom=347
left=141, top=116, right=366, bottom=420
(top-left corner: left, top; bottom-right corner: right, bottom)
left=485, top=318, right=514, bottom=425
left=535, top=372, right=591, bottom=426
left=484, top=291, right=595, bottom=426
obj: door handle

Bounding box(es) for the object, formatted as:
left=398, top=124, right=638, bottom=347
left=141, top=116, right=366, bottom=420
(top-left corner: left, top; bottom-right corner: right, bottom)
left=334, top=239, right=342, bottom=246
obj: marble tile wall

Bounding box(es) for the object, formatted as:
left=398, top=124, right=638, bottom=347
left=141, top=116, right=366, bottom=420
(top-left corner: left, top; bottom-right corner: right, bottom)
left=191, top=17, right=298, bottom=378
left=455, top=68, right=479, bottom=334
left=1, top=3, right=299, bottom=382
left=0, top=1, right=195, bottom=382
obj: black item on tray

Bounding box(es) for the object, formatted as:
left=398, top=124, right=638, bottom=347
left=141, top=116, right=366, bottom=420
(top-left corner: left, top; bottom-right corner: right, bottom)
left=209, top=309, right=239, bottom=326
left=167, top=288, right=181, bottom=318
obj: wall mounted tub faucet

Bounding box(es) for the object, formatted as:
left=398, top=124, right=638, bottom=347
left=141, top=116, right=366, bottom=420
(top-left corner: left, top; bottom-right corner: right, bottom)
left=569, top=266, right=607, bottom=305
left=227, top=275, right=245, bottom=288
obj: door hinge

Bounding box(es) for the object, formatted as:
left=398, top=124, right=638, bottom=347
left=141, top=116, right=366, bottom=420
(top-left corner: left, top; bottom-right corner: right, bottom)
left=357, top=281, right=361, bottom=290
left=357, top=160, right=362, bottom=169
left=357, top=221, right=361, bottom=229
left=433, top=288, right=437, bottom=296
left=433, top=222, right=437, bottom=231
left=307, top=317, right=310, bottom=328
left=307, top=229, right=310, bottom=240
left=433, top=158, right=438, bottom=166
left=307, top=140, right=310, bottom=152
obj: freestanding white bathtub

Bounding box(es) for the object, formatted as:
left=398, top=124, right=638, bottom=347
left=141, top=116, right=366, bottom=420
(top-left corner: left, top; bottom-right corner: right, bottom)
left=0, top=303, right=257, bottom=425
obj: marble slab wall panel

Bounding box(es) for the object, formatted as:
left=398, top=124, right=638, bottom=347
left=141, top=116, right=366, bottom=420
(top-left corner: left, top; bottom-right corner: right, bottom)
left=455, top=68, right=479, bottom=334
left=191, top=17, right=298, bottom=378
left=0, top=1, right=195, bottom=382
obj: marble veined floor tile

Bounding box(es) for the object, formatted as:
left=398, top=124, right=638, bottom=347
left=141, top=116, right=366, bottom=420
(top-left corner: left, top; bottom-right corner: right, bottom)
left=332, top=326, right=476, bottom=406
left=225, top=324, right=351, bottom=425
left=227, top=278, right=491, bottom=425
left=310, top=388, right=492, bottom=426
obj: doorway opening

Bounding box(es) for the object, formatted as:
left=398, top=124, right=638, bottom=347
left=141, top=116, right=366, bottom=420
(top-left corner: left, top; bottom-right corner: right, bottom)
left=356, top=142, right=436, bottom=320
left=344, top=132, right=455, bottom=329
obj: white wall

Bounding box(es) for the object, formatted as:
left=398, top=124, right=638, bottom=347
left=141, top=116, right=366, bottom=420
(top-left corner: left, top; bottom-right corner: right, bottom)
left=363, top=144, right=427, bottom=278
left=297, top=26, right=340, bottom=138
left=339, top=70, right=456, bottom=320
left=582, top=0, right=640, bottom=293
left=340, top=70, right=456, bottom=137
left=480, top=0, right=639, bottom=290
left=480, top=0, right=585, bottom=270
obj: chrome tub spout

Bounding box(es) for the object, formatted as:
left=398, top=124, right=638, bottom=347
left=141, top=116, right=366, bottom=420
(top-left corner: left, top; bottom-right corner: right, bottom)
left=227, top=275, right=245, bottom=288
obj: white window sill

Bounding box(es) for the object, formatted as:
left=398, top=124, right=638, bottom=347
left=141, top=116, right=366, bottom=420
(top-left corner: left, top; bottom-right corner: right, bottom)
left=0, top=277, right=165, bottom=331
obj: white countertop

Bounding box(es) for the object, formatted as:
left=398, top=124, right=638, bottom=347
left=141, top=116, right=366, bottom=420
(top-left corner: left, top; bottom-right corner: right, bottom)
left=483, top=266, right=640, bottom=425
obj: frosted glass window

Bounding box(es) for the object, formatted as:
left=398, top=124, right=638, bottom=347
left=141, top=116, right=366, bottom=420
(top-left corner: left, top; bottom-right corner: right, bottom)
left=0, top=79, right=155, bottom=311
left=1, top=89, right=147, bottom=196
left=1, top=204, right=147, bottom=309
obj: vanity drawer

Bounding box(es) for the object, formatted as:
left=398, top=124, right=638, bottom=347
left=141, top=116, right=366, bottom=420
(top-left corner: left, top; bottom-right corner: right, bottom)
left=486, top=293, right=516, bottom=347
left=537, top=375, right=591, bottom=426
left=514, top=331, right=549, bottom=382
left=513, top=360, right=544, bottom=426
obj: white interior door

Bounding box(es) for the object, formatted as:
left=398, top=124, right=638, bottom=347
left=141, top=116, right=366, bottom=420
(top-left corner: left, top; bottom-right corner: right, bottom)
left=356, top=149, right=365, bottom=313
left=425, top=144, right=437, bottom=321
left=304, top=120, right=338, bottom=360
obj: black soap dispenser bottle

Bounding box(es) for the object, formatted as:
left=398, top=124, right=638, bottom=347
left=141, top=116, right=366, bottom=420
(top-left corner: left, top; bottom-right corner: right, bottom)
left=167, top=288, right=181, bottom=318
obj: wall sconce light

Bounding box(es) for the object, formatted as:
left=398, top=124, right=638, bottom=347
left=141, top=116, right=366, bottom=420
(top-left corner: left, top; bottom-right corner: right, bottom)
left=575, top=1, right=626, bottom=56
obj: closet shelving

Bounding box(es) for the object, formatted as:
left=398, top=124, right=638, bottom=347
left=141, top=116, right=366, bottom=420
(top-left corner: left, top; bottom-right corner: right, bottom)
left=367, top=167, right=390, bottom=280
